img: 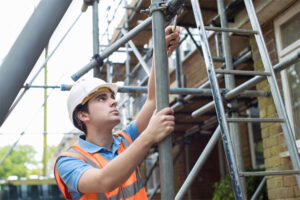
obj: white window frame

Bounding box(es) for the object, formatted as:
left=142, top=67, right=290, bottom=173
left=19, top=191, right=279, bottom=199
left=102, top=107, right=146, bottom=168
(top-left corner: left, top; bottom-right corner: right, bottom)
left=274, top=1, right=300, bottom=141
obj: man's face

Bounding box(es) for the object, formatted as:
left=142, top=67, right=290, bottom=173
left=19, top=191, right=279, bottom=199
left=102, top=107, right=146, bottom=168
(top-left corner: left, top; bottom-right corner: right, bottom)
left=86, top=90, right=120, bottom=127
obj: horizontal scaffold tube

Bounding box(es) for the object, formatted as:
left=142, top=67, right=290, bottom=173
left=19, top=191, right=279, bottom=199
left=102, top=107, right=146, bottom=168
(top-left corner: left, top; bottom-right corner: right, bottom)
left=192, top=50, right=300, bottom=118
left=71, top=17, right=152, bottom=81
left=60, top=85, right=269, bottom=97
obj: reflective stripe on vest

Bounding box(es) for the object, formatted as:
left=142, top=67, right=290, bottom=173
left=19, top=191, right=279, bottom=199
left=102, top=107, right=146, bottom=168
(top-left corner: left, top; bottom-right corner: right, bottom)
left=54, top=131, right=148, bottom=200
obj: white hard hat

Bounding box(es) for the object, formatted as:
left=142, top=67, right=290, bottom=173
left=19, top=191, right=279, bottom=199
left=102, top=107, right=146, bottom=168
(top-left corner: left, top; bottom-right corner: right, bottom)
left=67, top=78, right=118, bottom=123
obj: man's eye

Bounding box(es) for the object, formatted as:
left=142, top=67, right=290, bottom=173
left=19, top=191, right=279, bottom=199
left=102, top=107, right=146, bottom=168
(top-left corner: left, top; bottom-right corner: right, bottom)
left=97, top=96, right=106, bottom=101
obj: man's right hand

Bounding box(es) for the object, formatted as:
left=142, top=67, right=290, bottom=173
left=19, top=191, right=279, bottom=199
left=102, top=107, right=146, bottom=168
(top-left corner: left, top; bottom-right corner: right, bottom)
left=143, top=107, right=175, bottom=144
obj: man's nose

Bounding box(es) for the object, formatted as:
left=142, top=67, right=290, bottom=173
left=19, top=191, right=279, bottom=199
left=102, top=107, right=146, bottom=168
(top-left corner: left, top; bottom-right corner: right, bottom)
left=110, top=98, right=118, bottom=107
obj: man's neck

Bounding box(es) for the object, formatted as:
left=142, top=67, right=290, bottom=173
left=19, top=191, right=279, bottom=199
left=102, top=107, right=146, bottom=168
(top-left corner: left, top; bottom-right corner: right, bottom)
left=86, top=127, right=114, bottom=150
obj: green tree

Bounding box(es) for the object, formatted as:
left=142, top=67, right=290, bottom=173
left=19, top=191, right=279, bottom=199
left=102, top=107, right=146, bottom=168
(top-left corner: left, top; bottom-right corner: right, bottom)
left=0, top=145, right=39, bottom=179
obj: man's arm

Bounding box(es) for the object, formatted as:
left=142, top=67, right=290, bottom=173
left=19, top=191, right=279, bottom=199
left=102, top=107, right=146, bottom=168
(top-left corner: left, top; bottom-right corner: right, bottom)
left=135, top=26, right=180, bottom=134
left=77, top=107, right=175, bottom=193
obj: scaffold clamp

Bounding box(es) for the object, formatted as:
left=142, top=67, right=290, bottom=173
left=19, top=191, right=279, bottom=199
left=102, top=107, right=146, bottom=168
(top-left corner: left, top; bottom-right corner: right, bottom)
left=146, top=2, right=168, bottom=16
left=92, top=54, right=104, bottom=67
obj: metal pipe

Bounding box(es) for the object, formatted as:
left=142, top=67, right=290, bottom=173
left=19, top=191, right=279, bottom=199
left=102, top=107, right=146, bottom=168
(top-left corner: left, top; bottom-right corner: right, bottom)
left=124, top=0, right=132, bottom=122
left=138, top=76, right=149, bottom=86
left=175, top=126, right=221, bottom=200
left=144, top=156, right=159, bottom=186
left=100, top=0, right=123, bottom=42
left=215, top=33, right=221, bottom=57
left=183, top=50, right=251, bottom=103
left=192, top=51, right=300, bottom=117
left=240, top=170, right=300, bottom=176
left=0, top=0, right=72, bottom=126
left=217, top=0, right=246, bottom=197
left=105, top=11, right=112, bottom=83
left=93, top=0, right=101, bottom=77
left=148, top=183, right=161, bottom=200
left=215, top=69, right=270, bottom=76
left=43, top=46, right=48, bottom=177
left=71, top=17, right=152, bottom=81
left=121, top=29, right=150, bottom=76
left=61, top=84, right=269, bottom=97
left=151, top=0, right=174, bottom=198
left=185, top=27, right=225, bottom=63
left=6, top=12, right=82, bottom=120
left=185, top=27, right=203, bottom=56
left=250, top=177, right=266, bottom=200
left=175, top=47, right=182, bottom=88
left=204, top=26, right=257, bottom=35
left=191, top=0, right=244, bottom=198
left=184, top=144, right=192, bottom=200
left=245, top=0, right=300, bottom=190
left=128, top=0, right=144, bottom=22
left=148, top=142, right=185, bottom=199
left=0, top=132, right=25, bottom=167
left=23, top=85, right=60, bottom=89
left=130, top=51, right=152, bottom=76
left=227, top=118, right=284, bottom=123
left=226, top=51, right=300, bottom=100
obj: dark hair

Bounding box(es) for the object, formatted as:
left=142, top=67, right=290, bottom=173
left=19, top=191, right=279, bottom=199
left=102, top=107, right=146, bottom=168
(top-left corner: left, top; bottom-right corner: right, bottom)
left=72, top=102, right=89, bottom=134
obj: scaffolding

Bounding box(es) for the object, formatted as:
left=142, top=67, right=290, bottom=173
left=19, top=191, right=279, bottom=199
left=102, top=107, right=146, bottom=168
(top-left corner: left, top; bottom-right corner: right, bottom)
left=1, top=0, right=300, bottom=199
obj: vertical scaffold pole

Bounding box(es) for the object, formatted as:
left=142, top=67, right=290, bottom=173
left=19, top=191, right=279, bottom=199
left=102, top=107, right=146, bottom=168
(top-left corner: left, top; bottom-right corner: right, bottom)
left=124, top=0, right=132, bottom=122
left=43, top=45, right=48, bottom=177
left=151, top=0, right=175, bottom=199
left=217, top=0, right=246, bottom=194
left=92, top=0, right=101, bottom=77
left=0, top=0, right=72, bottom=126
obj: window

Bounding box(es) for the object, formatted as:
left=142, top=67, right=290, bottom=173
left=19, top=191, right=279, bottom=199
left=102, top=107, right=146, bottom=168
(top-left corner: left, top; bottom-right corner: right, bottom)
left=247, top=106, right=264, bottom=169
left=274, top=1, right=300, bottom=139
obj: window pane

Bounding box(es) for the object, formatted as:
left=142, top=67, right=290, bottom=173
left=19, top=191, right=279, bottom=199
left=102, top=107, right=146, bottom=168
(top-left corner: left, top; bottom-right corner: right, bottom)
left=280, top=12, right=300, bottom=49
left=249, top=106, right=264, bottom=167
left=286, top=61, right=300, bottom=139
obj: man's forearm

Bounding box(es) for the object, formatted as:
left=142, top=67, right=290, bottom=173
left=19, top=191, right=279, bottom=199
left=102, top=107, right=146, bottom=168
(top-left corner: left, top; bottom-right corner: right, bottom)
left=78, top=132, right=153, bottom=193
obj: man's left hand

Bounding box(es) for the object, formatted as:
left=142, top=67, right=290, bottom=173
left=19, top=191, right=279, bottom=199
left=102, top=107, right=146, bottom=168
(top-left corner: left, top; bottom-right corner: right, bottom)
left=165, top=26, right=180, bottom=52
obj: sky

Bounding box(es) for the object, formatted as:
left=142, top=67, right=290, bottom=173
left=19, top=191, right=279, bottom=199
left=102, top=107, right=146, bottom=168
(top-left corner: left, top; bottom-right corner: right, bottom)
left=0, top=0, right=128, bottom=162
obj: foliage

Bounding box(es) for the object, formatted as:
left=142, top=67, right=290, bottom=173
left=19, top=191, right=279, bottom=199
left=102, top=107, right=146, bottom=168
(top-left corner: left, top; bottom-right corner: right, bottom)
left=46, top=145, right=57, bottom=164
left=212, top=168, right=268, bottom=200
left=46, top=145, right=57, bottom=173
left=212, top=174, right=235, bottom=200
left=0, top=145, right=38, bottom=179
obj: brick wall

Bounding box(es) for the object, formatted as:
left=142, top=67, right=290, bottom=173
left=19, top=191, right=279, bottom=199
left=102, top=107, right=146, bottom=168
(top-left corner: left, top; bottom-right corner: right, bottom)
left=251, top=20, right=300, bottom=199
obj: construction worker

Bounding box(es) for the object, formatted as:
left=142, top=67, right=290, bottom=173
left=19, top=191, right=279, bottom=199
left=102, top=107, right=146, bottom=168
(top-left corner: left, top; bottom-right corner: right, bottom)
left=54, top=26, right=180, bottom=200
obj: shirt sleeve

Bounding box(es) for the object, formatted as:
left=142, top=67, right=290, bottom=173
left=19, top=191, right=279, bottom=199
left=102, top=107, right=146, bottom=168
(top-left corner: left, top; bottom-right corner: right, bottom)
left=123, top=120, right=140, bottom=142
left=56, top=156, right=92, bottom=193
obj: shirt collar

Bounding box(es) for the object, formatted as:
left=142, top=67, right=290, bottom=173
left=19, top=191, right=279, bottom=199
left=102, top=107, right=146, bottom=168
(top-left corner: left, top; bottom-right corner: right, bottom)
left=78, top=134, right=122, bottom=154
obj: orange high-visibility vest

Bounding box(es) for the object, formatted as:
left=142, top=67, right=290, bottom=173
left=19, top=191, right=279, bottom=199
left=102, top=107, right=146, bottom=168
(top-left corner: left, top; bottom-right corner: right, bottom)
left=54, top=131, right=148, bottom=200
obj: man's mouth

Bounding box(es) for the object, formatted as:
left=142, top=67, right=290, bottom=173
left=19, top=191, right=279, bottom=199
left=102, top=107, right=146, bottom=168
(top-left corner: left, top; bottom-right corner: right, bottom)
left=111, top=109, right=119, bottom=114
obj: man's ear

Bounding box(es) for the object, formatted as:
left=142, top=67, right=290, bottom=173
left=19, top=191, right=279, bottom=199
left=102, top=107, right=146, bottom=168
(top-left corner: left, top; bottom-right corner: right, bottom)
left=77, top=111, right=89, bottom=123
